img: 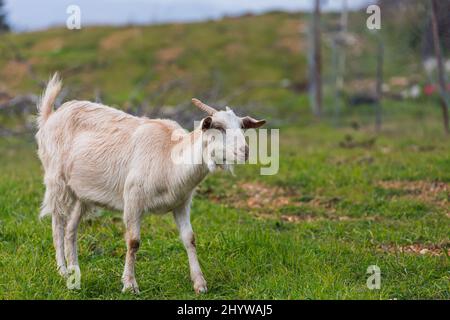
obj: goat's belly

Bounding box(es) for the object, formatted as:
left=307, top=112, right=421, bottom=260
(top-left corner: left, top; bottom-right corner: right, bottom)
left=67, top=134, right=130, bottom=210
left=67, top=165, right=126, bottom=211
left=144, top=191, right=191, bottom=214
left=69, top=180, right=125, bottom=211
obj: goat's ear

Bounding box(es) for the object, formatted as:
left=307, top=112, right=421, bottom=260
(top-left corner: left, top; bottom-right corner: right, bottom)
left=242, top=116, right=266, bottom=129
left=202, top=116, right=213, bottom=130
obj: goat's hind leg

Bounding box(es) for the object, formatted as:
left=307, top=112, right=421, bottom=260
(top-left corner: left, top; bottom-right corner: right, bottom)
left=43, top=176, right=71, bottom=277
left=64, top=200, right=85, bottom=274
left=52, top=213, right=67, bottom=277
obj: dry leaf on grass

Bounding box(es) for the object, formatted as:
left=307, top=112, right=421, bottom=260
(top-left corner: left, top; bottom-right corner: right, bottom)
left=378, top=180, right=449, bottom=214
left=379, top=243, right=449, bottom=257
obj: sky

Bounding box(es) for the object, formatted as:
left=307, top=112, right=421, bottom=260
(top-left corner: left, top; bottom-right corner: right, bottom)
left=4, top=0, right=374, bottom=31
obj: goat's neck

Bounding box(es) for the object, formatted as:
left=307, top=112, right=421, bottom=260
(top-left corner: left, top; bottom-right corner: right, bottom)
left=170, top=128, right=209, bottom=190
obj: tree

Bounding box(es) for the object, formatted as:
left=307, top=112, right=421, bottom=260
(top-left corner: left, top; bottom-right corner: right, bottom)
left=375, top=36, right=384, bottom=133
left=0, top=0, right=10, bottom=32
left=308, top=0, right=322, bottom=118
left=332, top=0, right=348, bottom=125
left=430, top=0, right=449, bottom=135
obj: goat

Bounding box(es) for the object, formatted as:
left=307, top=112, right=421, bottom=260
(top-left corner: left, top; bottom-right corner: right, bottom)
left=35, top=73, right=265, bottom=294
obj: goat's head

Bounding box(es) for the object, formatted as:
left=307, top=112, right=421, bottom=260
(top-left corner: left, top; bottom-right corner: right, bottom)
left=192, top=98, right=266, bottom=172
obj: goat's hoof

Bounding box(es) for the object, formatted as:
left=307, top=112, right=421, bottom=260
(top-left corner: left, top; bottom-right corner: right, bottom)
left=196, top=286, right=208, bottom=294
left=194, top=280, right=208, bottom=294
left=122, top=280, right=140, bottom=294
left=58, top=266, right=68, bottom=278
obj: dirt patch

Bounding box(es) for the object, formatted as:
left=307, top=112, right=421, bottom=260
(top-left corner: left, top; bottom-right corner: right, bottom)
left=0, top=60, right=28, bottom=88
left=379, top=243, right=449, bottom=257
left=275, top=19, right=307, bottom=54
left=0, top=90, right=12, bottom=103
left=100, top=28, right=142, bottom=51
left=252, top=212, right=378, bottom=223
left=378, top=180, right=448, bottom=195
left=253, top=213, right=323, bottom=223
left=156, top=46, right=184, bottom=64
left=238, top=182, right=291, bottom=209
left=275, top=36, right=305, bottom=54
left=204, top=181, right=387, bottom=223
left=378, top=180, right=449, bottom=213
left=221, top=182, right=345, bottom=214
left=214, top=181, right=357, bottom=222
left=32, top=37, right=64, bottom=52
left=280, top=214, right=377, bottom=223
left=225, top=43, right=245, bottom=57
left=278, top=19, right=307, bottom=37
left=308, top=197, right=341, bottom=212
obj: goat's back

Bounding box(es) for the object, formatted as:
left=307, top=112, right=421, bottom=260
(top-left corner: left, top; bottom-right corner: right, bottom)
left=36, top=100, right=185, bottom=211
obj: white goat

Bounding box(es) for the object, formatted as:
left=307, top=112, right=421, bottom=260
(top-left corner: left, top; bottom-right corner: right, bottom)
left=35, top=73, right=265, bottom=294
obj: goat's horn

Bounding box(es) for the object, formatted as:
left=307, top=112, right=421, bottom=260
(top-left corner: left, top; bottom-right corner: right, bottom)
left=191, top=98, right=217, bottom=115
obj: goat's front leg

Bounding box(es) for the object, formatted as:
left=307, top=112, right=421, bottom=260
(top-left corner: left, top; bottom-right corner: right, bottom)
left=173, top=203, right=207, bottom=294
left=122, top=202, right=142, bottom=294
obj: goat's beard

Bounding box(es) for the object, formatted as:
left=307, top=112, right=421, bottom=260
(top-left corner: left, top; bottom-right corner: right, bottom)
left=222, top=163, right=235, bottom=176
left=206, top=160, right=235, bottom=176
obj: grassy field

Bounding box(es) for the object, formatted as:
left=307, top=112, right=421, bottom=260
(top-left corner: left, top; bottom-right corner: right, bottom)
left=0, top=10, right=449, bottom=300
left=0, top=102, right=449, bottom=299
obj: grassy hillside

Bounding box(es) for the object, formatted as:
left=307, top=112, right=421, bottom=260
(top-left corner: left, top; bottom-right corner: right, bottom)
left=0, top=11, right=444, bottom=123
left=0, top=13, right=308, bottom=115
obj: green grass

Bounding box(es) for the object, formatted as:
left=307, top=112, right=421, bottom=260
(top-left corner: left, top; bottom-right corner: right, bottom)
left=0, top=108, right=449, bottom=299
left=0, top=10, right=449, bottom=300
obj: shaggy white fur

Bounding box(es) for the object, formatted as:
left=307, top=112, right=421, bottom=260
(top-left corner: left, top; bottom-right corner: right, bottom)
left=35, top=73, right=265, bottom=294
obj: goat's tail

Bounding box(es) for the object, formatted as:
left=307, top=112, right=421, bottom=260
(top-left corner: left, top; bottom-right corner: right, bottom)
left=37, top=72, right=62, bottom=128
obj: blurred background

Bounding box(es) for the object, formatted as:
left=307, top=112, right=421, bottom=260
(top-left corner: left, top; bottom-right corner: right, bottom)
left=1, top=1, right=449, bottom=299
left=0, top=0, right=449, bottom=134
